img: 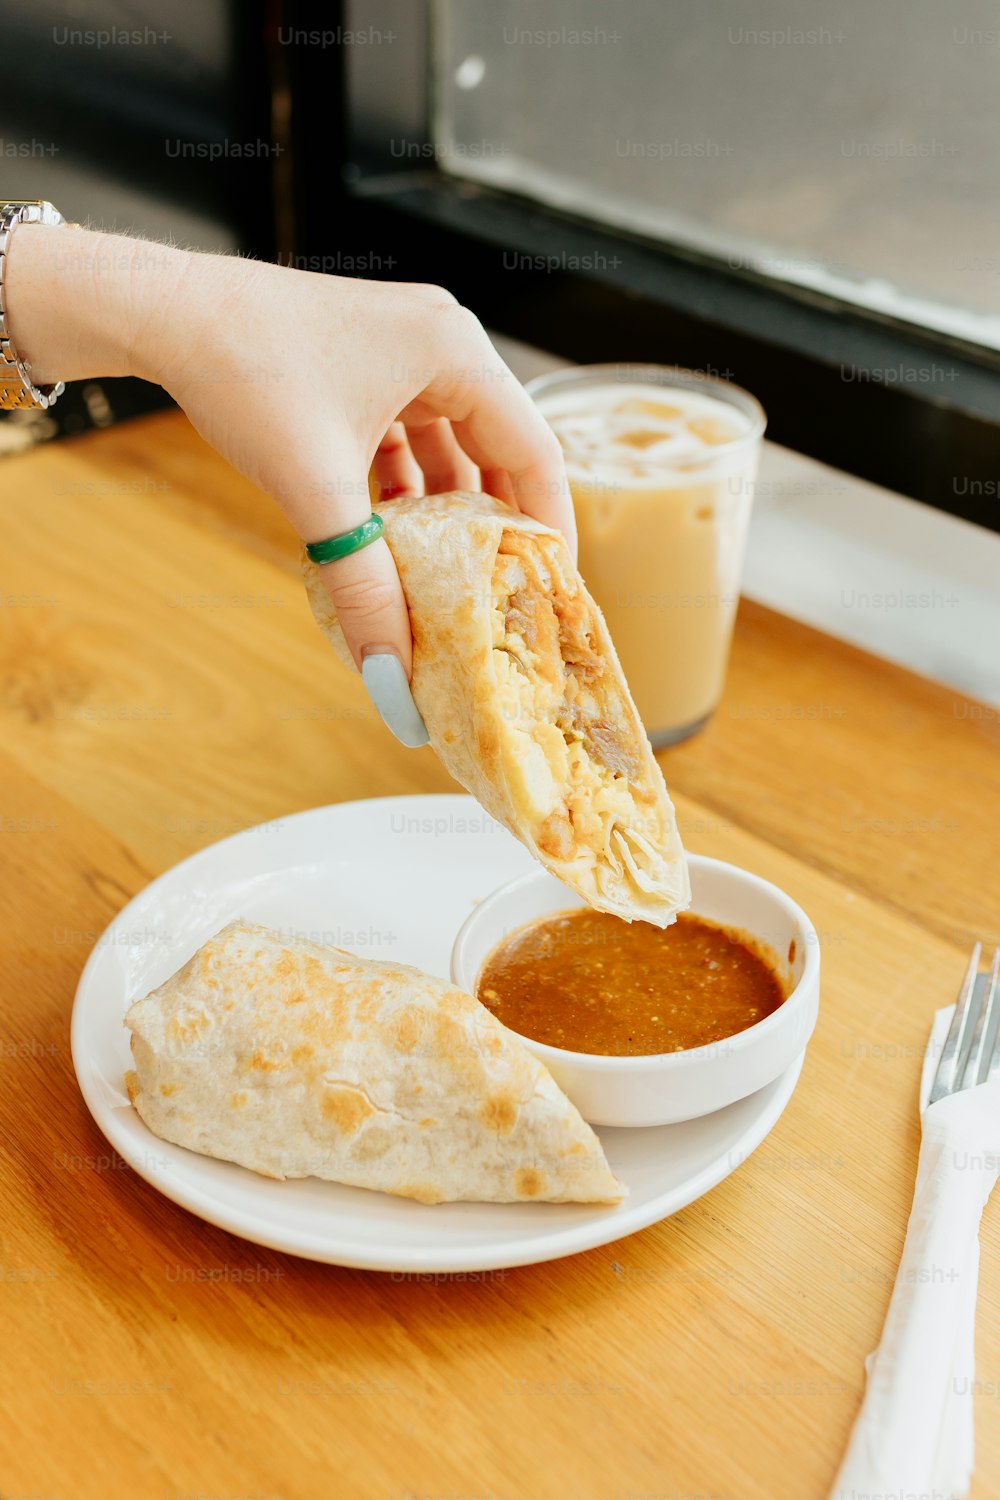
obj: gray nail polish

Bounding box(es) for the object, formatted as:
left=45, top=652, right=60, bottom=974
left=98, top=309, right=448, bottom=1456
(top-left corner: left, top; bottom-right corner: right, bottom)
left=361, top=654, right=429, bottom=748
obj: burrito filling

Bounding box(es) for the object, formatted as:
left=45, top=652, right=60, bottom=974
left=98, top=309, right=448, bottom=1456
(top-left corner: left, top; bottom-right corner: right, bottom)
left=490, top=532, right=678, bottom=905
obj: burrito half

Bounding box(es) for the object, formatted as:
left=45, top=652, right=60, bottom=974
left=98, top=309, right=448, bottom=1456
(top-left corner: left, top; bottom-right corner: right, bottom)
left=304, top=492, right=690, bottom=927
left=125, top=921, right=623, bottom=1205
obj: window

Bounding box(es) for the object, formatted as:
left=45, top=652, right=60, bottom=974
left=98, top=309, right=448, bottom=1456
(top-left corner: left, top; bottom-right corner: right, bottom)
left=433, top=0, right=1000, bottom=354
left=270, top=2, right=1000, bottom=531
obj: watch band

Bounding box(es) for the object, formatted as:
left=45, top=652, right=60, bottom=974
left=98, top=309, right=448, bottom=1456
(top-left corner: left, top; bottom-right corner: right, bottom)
left=0, top=199, right=67, bottom=411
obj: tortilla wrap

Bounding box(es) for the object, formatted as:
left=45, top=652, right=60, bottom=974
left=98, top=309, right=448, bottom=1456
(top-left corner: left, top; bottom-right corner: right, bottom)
left=304, top=491, right=690, bottom=927
left=124, top=920, right=624, bottom=1205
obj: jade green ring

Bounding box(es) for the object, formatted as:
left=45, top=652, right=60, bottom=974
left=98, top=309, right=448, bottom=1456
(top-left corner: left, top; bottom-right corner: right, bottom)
left=305, top=514, right=384, bottom=565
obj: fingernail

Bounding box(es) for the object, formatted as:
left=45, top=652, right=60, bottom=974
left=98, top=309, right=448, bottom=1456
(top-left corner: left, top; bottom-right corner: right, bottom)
left=361, top=653, right=429, bottom=748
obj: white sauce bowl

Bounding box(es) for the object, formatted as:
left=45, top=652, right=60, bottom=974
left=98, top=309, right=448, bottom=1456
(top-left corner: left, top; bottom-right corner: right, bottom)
left=451, top=855, right=820, bottom=1127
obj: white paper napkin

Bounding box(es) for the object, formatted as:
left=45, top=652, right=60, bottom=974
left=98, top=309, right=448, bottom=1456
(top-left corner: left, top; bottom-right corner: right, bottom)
left=829, top=1004, right=1000, bottom=1500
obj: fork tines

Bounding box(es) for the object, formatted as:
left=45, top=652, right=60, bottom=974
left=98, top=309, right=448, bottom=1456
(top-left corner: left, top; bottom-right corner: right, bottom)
left=929, top=944, right=1000, bottom=1104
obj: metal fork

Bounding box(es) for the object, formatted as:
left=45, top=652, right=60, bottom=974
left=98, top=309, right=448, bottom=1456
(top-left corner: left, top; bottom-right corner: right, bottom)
left=928, top=943, right=1000, bottom=1103
left=830, top=943, right=1000, bottom=1498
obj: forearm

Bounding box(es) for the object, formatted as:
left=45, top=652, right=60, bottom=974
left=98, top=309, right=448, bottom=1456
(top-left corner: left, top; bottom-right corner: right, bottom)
left=3, top=223, right=190, bottom=387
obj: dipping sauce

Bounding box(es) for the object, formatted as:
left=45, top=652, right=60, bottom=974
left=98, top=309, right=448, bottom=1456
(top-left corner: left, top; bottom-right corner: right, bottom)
left=477, top=909, right=785, bottom=1056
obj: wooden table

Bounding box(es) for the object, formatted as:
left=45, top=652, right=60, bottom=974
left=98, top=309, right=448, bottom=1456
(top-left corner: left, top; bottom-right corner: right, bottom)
left=2, top=410, right=999, bottom=1500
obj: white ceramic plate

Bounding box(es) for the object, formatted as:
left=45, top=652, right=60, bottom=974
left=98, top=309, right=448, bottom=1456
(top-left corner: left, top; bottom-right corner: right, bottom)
left=72, top=794, right=805, bottom=1272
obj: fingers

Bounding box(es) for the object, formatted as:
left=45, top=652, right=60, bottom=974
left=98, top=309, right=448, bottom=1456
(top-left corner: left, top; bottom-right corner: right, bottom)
left=371, top=417, right=480, bottom=502
left=294, top=453, right=414, bottom=677
left=418, top=309, right=577, bottom=559
left=405, top=418, right=479, bottom=495
left=450, top=399, right=576, bottom=560
left=371, top=421, right=423, bottom=500
left=314, top=536, right=426, bottom=745
left=296, top=451, right=426, bottom=744
left=479, top=468, right=516, bottom=507
left=313, top=536, right=414, bottom=678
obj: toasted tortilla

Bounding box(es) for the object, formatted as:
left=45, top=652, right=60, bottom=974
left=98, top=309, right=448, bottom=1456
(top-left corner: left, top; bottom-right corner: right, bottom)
left=124, top=920, right=624, bottom=1205
left=304, top=492, right=690, bottom=926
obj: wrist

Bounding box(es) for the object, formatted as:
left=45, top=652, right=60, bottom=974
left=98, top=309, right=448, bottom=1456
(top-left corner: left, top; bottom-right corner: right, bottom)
left=149, top=249, right=271, bottom=398
left=3, top=223, right=189, bottom=387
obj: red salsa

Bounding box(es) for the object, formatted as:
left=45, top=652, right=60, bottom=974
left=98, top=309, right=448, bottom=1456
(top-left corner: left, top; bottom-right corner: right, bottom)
left=477, top=908, right=786, bottom=1056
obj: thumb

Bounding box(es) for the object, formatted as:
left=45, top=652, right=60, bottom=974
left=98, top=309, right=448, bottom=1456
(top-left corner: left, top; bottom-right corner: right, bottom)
left=313, top=525, right=428, bottom=749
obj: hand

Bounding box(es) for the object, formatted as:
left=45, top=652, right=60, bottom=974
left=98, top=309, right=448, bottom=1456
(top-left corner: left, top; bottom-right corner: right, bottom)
left=5, top=227, right=575, bottom=689
left=155, top=260, right=577, bottom=679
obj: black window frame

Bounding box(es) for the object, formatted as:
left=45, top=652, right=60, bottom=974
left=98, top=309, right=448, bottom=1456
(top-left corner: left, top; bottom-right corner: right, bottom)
left=283, top=0, right=1000, bottom=531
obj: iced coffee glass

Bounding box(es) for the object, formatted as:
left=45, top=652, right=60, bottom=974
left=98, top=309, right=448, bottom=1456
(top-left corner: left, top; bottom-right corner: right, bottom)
left=527, top=364, right=766, bottom=747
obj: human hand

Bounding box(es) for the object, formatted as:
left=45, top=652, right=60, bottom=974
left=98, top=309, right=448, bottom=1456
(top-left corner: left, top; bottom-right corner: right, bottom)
left=147, top=257, right=576, bottom=673
left=5, top=226, right=575, bottom=740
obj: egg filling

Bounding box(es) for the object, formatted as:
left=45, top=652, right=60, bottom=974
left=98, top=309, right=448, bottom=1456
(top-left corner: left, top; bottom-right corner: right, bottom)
left=489, top=531, right=676, bottom=904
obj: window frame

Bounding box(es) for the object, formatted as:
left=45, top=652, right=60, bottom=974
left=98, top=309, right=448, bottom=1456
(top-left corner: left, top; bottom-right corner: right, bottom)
left=284, top=0, right=1000, bottom=532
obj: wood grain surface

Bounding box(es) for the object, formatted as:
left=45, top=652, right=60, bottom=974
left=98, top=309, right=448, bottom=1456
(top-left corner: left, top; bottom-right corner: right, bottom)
left=1, top=411, right=998, bottom=1500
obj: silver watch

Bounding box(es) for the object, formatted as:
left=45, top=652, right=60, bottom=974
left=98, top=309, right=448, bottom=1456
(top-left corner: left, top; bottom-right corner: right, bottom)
left=0, top=199, right=67, bottom=411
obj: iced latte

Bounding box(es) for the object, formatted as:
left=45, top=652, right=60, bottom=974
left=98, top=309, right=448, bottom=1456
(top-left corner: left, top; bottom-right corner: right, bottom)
left=527, top=365, right=765, bottom=746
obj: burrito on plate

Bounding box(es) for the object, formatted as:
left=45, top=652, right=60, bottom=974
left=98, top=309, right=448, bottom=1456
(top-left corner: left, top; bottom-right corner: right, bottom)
left=125, top=920, right=623, bottom=1205
left=304, top=492, right=690, bottom=927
